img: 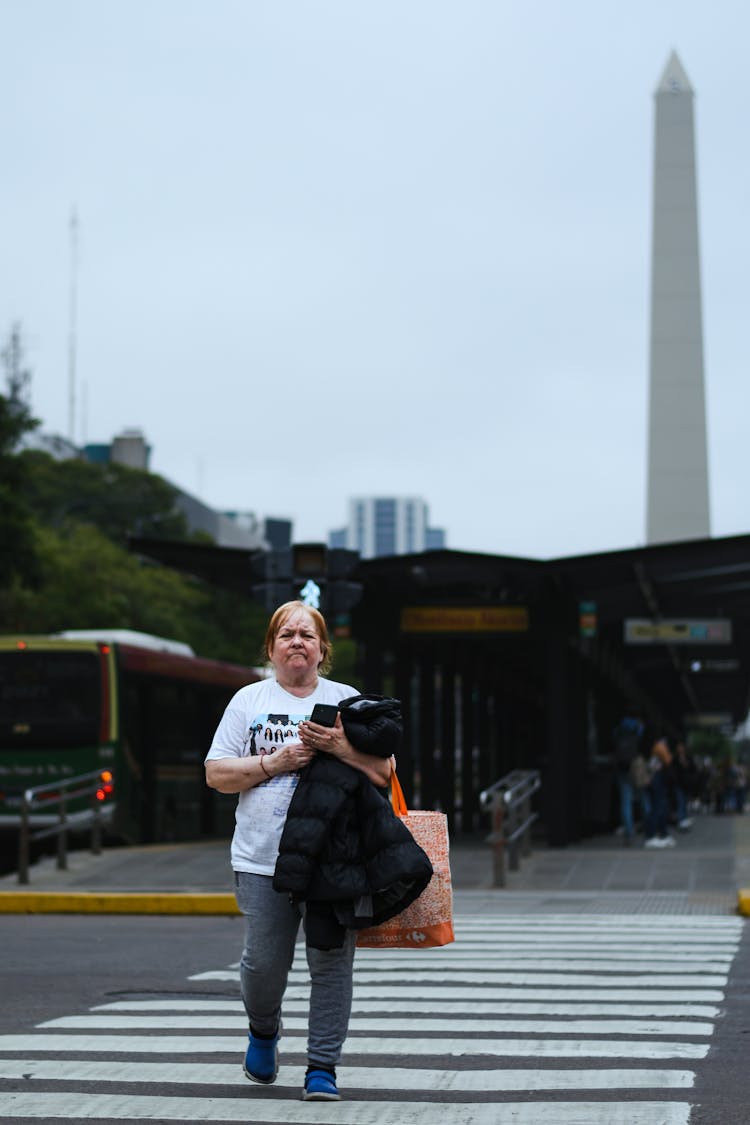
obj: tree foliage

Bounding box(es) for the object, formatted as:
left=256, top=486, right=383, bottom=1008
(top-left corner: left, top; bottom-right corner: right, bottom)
left=0, top=328, right=269, bottom=664
left=17, top=450, right=189, bottom=543
left=0, top=443, right=270, bottom=664
left=0, top=399, right=38, bottom=587
left=689, top=728, right=734, bottom=763
left=0, top=520, right=269, bottom=666
left=0, top=326, right=39, bottom=587
left=1, top=523, right=204, bottom=635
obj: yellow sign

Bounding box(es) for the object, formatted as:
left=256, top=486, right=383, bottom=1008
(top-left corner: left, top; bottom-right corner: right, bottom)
left=400, top=607, right=529, bottom=634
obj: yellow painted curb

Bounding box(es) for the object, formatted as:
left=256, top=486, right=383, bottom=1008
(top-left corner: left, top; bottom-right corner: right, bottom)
left=0, top=892, right=240, bottom=915
left=737, top=890, right=750, bottom=916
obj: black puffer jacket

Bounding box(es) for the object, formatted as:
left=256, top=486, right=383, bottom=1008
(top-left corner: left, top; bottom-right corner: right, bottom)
left=338, top=694, right=403, bottom=759
left=273, top=753, right=433, bottom=950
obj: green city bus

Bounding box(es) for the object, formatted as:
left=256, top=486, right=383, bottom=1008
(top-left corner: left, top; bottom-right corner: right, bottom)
left=0, top=631, right=262, bottom=843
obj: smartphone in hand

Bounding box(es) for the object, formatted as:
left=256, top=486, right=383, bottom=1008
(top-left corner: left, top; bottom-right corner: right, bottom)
left=309, top=703, right=338, bottom=727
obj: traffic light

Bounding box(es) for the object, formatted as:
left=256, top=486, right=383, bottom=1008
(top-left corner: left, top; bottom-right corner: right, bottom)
left=250, top=544, right=362, bottom=618
left=292, top=543, right=327, bottom=578
left=327, top=548, right=364, bottom=616
left=250, top=549, right=293, bottom=612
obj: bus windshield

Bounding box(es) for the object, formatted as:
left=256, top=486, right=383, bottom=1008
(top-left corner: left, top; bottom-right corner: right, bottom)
left=0, top=650, right=102, bottom=749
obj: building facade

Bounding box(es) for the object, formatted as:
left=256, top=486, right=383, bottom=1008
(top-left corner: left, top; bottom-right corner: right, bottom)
left=329, top=497, right=445, bottom=559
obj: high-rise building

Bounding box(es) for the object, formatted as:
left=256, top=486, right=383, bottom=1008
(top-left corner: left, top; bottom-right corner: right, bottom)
left=646, top=51, right=711, bottom=544
left=329, top=497, right=446, bottom=559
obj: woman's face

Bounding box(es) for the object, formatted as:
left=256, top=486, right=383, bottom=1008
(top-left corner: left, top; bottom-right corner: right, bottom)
left=269, top=608, right=323, bottom=681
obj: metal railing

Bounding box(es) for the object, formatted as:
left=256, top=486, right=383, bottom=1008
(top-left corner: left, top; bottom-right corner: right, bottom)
left=17, top=770, right=114, bottom=885
left=479, top=769, right=541, bottom=887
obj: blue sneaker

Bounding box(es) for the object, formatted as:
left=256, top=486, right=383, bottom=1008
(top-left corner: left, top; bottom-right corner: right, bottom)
left=243, top=1030, right=279, bottom=1084
left=302, top=1068, right=340, bottom=1101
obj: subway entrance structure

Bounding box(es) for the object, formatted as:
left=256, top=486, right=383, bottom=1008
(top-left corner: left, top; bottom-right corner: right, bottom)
left=131, top=531, right=750, bottom=846
left=350, top=536, right=750, bottom=845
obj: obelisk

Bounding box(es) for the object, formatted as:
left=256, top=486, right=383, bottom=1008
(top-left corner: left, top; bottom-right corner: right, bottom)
left=646, top=51, right=711, bottom=544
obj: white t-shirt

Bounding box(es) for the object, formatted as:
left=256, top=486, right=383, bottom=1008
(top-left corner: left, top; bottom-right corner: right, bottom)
left=205, top=676, right=356, bottom=874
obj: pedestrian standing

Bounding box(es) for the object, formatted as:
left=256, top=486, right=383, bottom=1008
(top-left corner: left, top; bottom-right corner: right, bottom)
left=612, top=711, right=644, bottom=844
left=644, top=732, right=675, bottom=848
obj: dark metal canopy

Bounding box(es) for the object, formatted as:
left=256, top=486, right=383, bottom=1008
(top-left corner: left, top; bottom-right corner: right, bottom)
left=354, top=534, right=750, bottom=733
left=547, top=535, right=750, bottom=731
left=129, top=536, right=265, bottom=596
left=129, top=532, right=750, bottom=732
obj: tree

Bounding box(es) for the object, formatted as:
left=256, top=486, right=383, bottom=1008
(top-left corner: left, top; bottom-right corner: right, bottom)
left=1, top=322, right=34, bottom=414
left=17, top=451, right=189, bottom=544
left=0, top=521, right=272, bottom=667
left=0, top=323, right=39, bottom=587
left=689, top=728, right=733, bottom=763
left=0, top=524, right=207, bottom=638
left=0, top=327, right=272, bottom=662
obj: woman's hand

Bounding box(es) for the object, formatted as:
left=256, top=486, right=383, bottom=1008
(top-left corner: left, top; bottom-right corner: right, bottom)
left=205, top=741, right=315, bottom=794
left=299, top=714, right=349, bottom=758
left=264, top=741, right=316, bottom=776
left=299, top=715, right=392, bottom=787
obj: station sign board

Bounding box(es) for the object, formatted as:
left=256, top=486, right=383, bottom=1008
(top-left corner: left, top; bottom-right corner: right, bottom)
left=624, top=618, right=732, bottom=645
left=683, top=712, right=734, bottom=729
left=401, top=606, right=529, bottom=634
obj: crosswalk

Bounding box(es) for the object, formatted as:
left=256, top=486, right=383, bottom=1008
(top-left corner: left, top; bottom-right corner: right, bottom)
left=0, top=913, right=744, bottom=1122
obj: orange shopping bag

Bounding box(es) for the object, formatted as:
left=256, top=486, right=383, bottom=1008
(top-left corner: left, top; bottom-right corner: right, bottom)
left=357, top=771, right=455, bottom=949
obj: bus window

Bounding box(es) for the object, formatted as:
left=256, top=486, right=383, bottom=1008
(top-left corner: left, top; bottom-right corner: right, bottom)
left=148, top=680, right=202, bottom=842
left=0, top=651, right=101, bottom=749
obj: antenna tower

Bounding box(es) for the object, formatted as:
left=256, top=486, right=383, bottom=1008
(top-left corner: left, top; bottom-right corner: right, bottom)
left=68, top=207, right=79, bottom=444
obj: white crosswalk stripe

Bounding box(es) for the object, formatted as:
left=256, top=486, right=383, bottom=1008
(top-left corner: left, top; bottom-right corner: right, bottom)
left=0, top=1060, right=697, bottom=1090
left=0, top=913, right=743, bottom=1122
left=34, top=1014, right=718, bottom=1036
left=0, top=1033, right=711, bottom=1059
left=0, top=1092, right=697, bottom=1123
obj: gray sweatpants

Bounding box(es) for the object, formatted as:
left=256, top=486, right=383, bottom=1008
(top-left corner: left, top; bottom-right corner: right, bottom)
left=234, top=871, right=356, bottom=1070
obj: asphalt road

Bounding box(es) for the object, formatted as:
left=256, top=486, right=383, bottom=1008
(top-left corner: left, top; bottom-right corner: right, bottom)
left=1, top=914, right=244, bottom=1029
left=690, top=915, right=750, bottom=1125
left=1, top=911, right=750, bottom=1124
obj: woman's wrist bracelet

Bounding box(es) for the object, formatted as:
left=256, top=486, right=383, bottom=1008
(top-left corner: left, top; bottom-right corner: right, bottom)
left=259, top=756, right=272, bottom=780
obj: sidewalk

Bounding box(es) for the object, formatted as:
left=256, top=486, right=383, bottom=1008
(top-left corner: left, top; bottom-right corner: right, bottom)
left=2, top=810, right=749, bottom=916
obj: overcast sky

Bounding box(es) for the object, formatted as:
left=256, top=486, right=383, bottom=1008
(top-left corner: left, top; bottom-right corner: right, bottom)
left=2, top=1, right=748, bottom=559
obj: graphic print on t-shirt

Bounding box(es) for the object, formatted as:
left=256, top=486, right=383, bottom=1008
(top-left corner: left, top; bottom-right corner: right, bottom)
left=242, top=711, right=310, bottom=830
left=244, top=712, right=308, bottom=763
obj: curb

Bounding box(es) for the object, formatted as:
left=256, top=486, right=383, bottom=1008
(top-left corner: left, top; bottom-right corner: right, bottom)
left=2, top=889, right=747, bottom=916
left=0, top=892, right=241, bottom=915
